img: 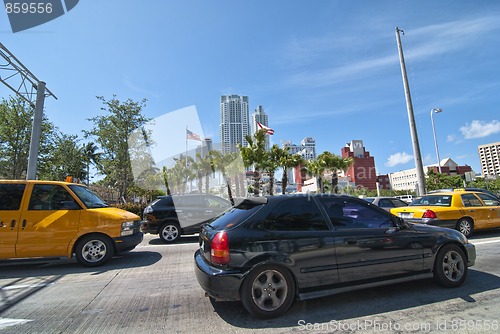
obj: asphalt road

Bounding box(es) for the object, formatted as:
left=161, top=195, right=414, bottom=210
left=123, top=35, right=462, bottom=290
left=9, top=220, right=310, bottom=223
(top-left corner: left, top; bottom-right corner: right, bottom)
left=1, top=230, right=500, bottom=334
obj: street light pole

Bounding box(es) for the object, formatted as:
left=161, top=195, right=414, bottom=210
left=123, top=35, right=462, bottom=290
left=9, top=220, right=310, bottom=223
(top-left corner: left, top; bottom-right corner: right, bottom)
left=431, top=108, right=443, bottom=174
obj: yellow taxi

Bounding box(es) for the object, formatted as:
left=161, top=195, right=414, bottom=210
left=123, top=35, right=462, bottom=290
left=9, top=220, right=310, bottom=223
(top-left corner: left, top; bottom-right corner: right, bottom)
left=390, top=190, right=500, bottom=237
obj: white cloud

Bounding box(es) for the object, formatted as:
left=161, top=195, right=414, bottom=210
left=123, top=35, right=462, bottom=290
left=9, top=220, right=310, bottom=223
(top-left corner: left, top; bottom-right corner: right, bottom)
left=447, top=134, right=456, bottom=142
left=385, top=152, right=414, bottom=167
left=460, top=120, right=500, bottom=139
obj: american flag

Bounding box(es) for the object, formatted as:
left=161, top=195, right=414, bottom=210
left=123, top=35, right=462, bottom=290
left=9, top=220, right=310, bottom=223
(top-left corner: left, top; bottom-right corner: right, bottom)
left=257, top=122, right=274, bottom=135
left=186, top=129, right=202, bottom=141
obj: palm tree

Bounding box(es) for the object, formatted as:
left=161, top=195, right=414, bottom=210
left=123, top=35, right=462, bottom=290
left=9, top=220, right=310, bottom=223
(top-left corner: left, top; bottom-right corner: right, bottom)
left=195, top=153, right=215, bottom=194
left=272, top=145, right=304, bottom=195
left=239, top=129, right=268, bottom=196
left=318, top=151, right=354, bottom=193
left=162, top=166, right=172, bottom=195
left=305, top=158, right=327, bottom=193
left=209, top=150, right=235, bottom=205
left=82, top=142, right=101, bottom=185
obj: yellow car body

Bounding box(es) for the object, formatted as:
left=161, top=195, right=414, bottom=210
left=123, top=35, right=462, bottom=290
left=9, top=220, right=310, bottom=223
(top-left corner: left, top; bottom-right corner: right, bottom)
left=390, top=190, right=500, bottom=237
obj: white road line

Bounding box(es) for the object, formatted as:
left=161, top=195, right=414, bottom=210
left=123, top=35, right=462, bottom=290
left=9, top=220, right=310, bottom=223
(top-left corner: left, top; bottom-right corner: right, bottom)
left=472, top=239, right=500, bottom=246
left=0, top=318, right=32, bottom=330
left=1, top=283, right=53, bottom=291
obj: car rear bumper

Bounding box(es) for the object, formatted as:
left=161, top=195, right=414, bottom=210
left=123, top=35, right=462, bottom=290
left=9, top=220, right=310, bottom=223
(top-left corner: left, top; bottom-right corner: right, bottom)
left=402, top=218, right=457, bottom=229
left=194, top=250, right=244, bottom=301
left=113, top=232, right=143, bottom=253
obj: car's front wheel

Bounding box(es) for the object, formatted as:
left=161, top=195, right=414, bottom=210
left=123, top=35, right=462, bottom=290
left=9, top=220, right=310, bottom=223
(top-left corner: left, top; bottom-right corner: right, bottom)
left=241, top=264, right=295, bottom=318
left=75, top=234, right=114, bottom=267
left=159, top=222, right=181, bottom=243
left=456, top=218, right=474, bottom=237
left=433, top=244, right=467, bottom=288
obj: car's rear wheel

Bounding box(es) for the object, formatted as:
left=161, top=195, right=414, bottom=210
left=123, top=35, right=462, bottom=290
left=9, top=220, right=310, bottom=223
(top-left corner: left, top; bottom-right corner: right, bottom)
left=456, top=218, right=474, bottom=237
left=75, top=234, right=114, bottom=267
left=159, top=222, right=181, bottom=243
left=433, top=244, right=467, bottom=288
left=241, top=264, right=295, bottom=318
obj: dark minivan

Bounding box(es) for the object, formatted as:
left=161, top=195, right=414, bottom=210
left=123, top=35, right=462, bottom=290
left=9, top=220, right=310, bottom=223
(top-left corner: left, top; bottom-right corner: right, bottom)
left=141, top=194, right=230, bottom=243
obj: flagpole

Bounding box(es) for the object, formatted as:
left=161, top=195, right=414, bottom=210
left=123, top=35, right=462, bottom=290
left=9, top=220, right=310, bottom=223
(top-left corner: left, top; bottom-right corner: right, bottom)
left=186, top=125, right=188, bottom=194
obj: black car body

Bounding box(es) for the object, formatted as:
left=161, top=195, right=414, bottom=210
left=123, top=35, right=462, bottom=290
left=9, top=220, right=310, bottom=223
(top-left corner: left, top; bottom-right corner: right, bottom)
left=194, top=194, right=476, bottom=318
left=141, top=194, right=231, bottom=243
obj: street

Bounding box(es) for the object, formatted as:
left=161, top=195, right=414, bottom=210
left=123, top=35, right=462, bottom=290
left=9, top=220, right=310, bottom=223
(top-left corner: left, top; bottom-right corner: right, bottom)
left=1, top=230, right=500, bottom=333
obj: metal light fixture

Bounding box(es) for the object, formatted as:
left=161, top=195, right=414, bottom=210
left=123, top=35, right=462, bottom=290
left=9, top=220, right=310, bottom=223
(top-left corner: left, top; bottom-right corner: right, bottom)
left=431, top=108, right=443, bottom=173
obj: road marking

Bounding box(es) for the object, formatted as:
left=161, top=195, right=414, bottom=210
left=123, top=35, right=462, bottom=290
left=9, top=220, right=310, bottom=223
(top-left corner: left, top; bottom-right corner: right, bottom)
left=0, top=318, right=32, bottom=330
left=1, top=283, right=53, bottom=291
left=473, top=238, right=500, bottom=245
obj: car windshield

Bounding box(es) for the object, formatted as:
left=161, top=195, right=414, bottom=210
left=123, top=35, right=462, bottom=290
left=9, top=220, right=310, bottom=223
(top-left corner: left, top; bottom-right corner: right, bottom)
left=409, top=195, right=452, bottom=207
left=68, top=185, right=109, bottom=208
left=361, top=197, right=375, bottom=203
left=208, top=204, right=264, bottom=230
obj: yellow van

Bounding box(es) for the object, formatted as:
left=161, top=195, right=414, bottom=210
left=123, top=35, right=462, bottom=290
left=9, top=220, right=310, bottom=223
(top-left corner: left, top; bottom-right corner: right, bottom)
left=0, top=180, right=143, bottom=266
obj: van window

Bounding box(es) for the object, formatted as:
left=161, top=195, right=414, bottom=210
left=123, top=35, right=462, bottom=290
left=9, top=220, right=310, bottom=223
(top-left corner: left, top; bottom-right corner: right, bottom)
left=29, top=184, right=75, bottom=210
left=0, top=184, right=26, bottom=210
left=68, top=184, right=109, bottom=208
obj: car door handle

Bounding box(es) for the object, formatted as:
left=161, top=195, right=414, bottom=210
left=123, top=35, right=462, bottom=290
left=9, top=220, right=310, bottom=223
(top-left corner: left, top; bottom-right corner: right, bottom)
left=22, top=219, right=27, bottom=229
left=345, top=239, right=358, bottom=245
left=205, top=210, right=213, bottom=213
left=10, top=219, right=16, bottom=228
left=175, top=209, right=183, bottom=213
left=469, top=210, right=475, bottom=212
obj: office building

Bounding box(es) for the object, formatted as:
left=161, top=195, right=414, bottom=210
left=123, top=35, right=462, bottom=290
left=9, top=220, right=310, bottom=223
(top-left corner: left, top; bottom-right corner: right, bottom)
left=219, top=95, right=250, bottom=154
left=478, top=142, right=500, bottom=177
left=251, top=105, right=270, bottom=151
left=341, top=140, right=377, bottom=190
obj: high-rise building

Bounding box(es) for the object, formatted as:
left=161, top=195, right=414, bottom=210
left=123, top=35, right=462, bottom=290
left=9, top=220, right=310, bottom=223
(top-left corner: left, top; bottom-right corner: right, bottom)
left=282, top=137, right=316, bottom=160
left=341, top=140, right=377, bottom=190
left=478, top=142, right=500, bottom=177
left=219, top=95, right=250, bottom=154
left=251, top=105, right=270, bottom=151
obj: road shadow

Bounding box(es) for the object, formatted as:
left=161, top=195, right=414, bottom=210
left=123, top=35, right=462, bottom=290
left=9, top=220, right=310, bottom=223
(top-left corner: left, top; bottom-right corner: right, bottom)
left=0, top=251, right=162, bottom=314
left=468, top=228, right=500, bottom=240
left=147, top=235, right=199, bottom=245
left=210, top=269, right=500, bottom=329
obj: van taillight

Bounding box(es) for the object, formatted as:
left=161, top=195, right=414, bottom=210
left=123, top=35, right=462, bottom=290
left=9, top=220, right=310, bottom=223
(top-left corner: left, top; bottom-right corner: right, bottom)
left=422, top=210, right=437, bottom=219
left=211, top=231, right=230, bottom=265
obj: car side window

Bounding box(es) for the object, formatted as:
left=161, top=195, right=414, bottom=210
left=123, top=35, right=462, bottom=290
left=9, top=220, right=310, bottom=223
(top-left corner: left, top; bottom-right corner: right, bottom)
left=0, top=184, right=26, bottom=210
left=29, top=184, right=75, bottom=210
left=378, top=199, right=394, bottom=208
left=461, top=194, right=483, bottom=207
left=391, top=199, right=408, bottom=207
left=263, top=198, right=328, bottom=231
left=205, top=197, right=228, bottom=209
left=476, top=193, right=500, bottom=206
left=319, top=198, right=394, bottom=229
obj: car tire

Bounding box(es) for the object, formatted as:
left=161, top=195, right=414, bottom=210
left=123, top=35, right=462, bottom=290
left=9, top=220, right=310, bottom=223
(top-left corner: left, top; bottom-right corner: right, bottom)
left=75, top=234, right=114, bottom=267
left=433, top=244, right=467, bottom=288
left=240, top=264, right=295, bottom=318
left=456, top=218, right=474, bottom=237
left=159, top=222, right=181, bottom=243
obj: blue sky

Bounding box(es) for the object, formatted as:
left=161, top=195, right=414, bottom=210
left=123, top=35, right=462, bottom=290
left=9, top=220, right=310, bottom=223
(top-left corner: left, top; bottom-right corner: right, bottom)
left=1, top=0, right=499, bottom=176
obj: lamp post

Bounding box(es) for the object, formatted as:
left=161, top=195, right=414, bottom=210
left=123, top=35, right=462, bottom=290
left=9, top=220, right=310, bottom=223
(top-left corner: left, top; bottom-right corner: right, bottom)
left=431, top=108, right=443, bottom=173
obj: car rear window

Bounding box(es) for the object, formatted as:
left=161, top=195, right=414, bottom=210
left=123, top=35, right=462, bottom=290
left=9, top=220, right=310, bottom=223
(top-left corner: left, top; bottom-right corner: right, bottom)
left=409, top=195, right=452, bottom=206
left=207, top=205, right=264, bottom=230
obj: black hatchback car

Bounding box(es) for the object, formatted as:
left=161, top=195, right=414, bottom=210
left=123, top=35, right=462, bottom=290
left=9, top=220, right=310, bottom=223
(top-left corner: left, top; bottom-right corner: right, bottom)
left=194, top=194, right=476, bottom=318
left=141, top=194, right=231, bottom=243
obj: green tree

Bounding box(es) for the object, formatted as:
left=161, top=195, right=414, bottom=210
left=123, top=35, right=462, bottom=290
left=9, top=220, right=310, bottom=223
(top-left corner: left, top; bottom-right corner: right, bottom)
left=0, top=97, right=56, bottom=179
left=209, top=150, right=237, bottom=204
left=305, top=156, right=328, bottom=193
left=84, top=96, right=150, bottom=199
left=426, top=169, right=463, bottom=191
left=82, top=142, right=102, bottom=185
left=38, top=133, right=87, bottom=181
left=239, top=129, right=268, bottom=196
left=271, top=145, right=304, bottom=195
left=318, top=151, right=354, bottom=194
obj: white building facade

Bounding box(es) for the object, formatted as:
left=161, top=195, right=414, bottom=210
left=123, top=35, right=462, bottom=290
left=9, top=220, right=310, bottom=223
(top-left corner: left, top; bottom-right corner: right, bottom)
left=219, top=95, right=250, bottom=154
left=478, top=142, right=500, bottom=177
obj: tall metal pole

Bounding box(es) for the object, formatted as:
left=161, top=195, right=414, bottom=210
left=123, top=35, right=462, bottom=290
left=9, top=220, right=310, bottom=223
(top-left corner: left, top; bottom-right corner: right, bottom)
left=431, top=108, right=443, bottom=173
left=395, top=27, right=426, bottom=196
left=26, top=81, right=46, bottom=180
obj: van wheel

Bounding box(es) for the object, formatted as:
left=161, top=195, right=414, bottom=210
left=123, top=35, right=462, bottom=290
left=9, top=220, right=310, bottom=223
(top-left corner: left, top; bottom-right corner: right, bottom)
left=241, top=264, right=295, bottom=318
left=159, top=222, right=181, bottom=243
left=75, top=235, right=114, bottom=267
left=456, top=218, right=474, bottom=237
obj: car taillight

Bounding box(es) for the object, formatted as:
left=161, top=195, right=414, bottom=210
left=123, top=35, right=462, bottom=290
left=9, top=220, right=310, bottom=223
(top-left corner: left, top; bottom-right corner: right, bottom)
left=422, top=210, right=437, bottom=219
left=211, top=231, right=230, bottom=265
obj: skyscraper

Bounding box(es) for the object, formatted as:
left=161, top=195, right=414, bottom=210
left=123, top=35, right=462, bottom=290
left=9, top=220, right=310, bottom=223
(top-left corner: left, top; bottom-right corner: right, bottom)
left=251, top=105, right=270, bottom=151
left=219, top=95, right=250, bottom=154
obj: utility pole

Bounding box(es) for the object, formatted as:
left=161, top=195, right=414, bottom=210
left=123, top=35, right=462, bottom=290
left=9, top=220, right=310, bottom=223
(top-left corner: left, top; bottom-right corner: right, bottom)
left=395, top=27, right=426, bottom=196
left=0, top=42, right=57, bottom=180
